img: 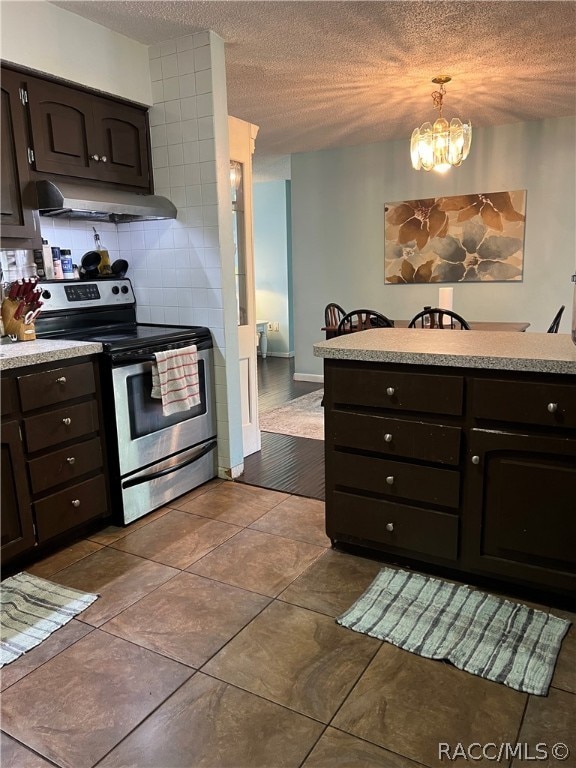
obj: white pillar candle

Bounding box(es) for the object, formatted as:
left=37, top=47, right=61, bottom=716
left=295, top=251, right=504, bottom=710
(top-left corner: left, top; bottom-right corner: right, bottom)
left=438, top=287, right=453, bottom=326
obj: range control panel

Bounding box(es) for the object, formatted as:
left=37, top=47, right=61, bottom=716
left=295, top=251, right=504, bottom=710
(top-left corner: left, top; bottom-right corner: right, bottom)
left=38, top=279, right=135, bottom=312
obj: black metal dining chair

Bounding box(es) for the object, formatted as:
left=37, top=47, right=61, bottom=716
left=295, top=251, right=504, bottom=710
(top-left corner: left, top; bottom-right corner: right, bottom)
left=337, top=309, right=394, bottom=335
left=408, top=307, right=470, bottom=330
left=547, top=305, right=565, bottom=333
left=324, top=302, right=346, bottom=328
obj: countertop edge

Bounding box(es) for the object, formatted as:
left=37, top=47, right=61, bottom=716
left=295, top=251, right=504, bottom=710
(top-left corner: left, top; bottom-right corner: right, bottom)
left=0, top=341, right=103, bottom=370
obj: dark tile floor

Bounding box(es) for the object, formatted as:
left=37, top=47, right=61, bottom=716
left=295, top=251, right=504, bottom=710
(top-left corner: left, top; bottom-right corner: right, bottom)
left=1, top=480, right=575, bottom=768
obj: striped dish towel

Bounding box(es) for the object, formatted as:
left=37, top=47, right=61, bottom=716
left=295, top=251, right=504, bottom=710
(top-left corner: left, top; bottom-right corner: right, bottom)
left=151, top=344, right=201, bottom=416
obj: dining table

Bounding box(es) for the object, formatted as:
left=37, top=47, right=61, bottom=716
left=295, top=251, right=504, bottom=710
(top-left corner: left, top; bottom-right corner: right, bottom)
left=322, top=320, right=531, bottom=339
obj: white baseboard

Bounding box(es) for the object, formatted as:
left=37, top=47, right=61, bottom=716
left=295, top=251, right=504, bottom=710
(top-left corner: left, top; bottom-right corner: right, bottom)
left=293, top=372, right=324, bottom=383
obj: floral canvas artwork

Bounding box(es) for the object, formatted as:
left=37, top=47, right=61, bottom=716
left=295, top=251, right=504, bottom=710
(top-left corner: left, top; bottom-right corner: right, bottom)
left=384, top=190, right=526, bottom=283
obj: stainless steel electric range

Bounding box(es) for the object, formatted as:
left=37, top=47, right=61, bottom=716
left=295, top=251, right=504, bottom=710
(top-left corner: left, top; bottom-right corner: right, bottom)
left=35, top=278, right=217, bottom=524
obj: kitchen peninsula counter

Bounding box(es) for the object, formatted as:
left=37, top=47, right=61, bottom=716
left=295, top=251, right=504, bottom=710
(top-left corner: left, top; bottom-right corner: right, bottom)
left=316, top=328, right=576, bottom=605
left=314, top=328, right=576, bottom=375
left=0, top=339, right=102, bottom=371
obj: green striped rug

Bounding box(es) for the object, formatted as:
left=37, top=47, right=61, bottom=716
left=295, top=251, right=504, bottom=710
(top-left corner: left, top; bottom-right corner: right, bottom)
left=337, top=568, right=570, bottom=696
left=1, top=572, right=98, bottom=667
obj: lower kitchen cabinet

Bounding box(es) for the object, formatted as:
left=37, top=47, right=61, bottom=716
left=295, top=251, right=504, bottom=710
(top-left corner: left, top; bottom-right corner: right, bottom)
left=0, top=356, right=109, bottom=567
left=1, top=420, right=35, bottom=560
left=465, top=428, right=576, bottom=592
left=324, top=358, right=576, bottom=603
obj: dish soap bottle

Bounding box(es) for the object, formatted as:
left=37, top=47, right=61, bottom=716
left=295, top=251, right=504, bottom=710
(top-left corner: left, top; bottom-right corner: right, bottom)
left=93, top=227, right=112, bottom=276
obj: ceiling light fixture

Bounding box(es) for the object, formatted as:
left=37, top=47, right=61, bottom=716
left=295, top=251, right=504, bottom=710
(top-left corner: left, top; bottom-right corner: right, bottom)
left=410, top=76, right=472, bottom=173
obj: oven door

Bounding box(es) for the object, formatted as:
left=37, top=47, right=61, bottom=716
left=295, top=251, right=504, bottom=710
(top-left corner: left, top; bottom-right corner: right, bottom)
left=111, top=347, right=216, bottom=476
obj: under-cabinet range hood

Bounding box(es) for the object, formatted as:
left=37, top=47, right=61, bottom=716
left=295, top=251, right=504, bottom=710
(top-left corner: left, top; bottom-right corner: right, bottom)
left=35, top=180, right=177, bottom=223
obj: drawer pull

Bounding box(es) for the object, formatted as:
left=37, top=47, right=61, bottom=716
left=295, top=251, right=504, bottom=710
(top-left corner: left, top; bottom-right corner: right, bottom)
left=386, top=387, right=395, bottom=397
left=547, top=402, right=558, bottom=413
left=471, top=455, right=480, bottom=465
left=66, top=457, right=76, bottom=465
left=56, top=377, right=67, bottom=384
left=386, top=475, right=395, bottom=485
left=385, top=522, right=394, bottom=532
left=384, top=433, right=393, bottom=443
left=71, top=499, right=81, bottom=507
left=62, top=417, right=72, bottom=426
left=90, top=153, right=100, bottom=161
left=101, top=155, right=108, bottom=163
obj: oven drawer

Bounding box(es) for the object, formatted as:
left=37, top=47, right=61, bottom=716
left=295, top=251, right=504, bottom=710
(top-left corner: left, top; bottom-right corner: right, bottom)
left=18, top=361, right=96, bottom=412
left=329, top=451, right=460, bottom=508
left=329, top=411, right=461, bottom=465
left=328, top=490, right=459, bottom=561
left=24, top=401, right=99, bottom=453
left=34, top=475, right=107, bottom=542
left=28, top=438, right=103, bottom=494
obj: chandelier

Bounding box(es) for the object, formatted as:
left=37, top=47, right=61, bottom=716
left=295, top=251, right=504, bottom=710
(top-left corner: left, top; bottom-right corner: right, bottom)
left=410, top=76, right=472, bottom=173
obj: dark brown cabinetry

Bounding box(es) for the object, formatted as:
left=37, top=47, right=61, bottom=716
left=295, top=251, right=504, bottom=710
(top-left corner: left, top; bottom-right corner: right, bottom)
left=26, top=76, right=150, bottom=189
left=324, top=359, right=576, bottom=602
left=0, top=68, right=38, bottom=240
left=0, top=357, right=109, bottom=567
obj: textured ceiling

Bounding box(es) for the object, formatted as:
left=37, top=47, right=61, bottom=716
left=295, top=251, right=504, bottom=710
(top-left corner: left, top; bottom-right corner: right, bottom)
left=52, top=1, right=576, bottom=178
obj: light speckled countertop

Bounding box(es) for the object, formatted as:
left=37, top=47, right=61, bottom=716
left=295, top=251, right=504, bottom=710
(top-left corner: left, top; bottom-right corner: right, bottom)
left=0, top=338, right=102, bottom=370
left=314, top=329, right=576, bottom=375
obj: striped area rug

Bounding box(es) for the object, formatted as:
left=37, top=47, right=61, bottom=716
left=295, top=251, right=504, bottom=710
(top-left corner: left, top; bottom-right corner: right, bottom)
left=337, top=568, right=571, bottom=696
left=1, top=572, right=98, bottom=667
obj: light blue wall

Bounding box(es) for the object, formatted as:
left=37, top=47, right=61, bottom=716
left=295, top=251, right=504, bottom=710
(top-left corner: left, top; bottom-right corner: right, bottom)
left=291, top=116, right=576, bottom=377
left=254, top=181, right=292, bottom=356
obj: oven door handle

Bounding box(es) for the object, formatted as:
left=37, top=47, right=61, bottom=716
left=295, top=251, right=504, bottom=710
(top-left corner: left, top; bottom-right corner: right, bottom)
left=122, top=440, right=217, bottom=489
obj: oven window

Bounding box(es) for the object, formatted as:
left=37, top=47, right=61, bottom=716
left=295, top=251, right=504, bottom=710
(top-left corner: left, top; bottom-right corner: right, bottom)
left=127, top=360, right=207, bottom=439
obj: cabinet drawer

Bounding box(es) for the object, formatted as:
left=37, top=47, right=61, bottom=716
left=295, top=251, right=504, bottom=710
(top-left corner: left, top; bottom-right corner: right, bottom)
left=329, top=451, right=460, bottom=508
left=329, top=411, right=461, bottom=465
left=471, top=378, right=576, bottom=429
left=34, top=475, right=107, bottom=542
left=28, top=438, right=103, bottom=494
left=329, top=367, right=463, bottom=416
left=24, top=401, right=98, bottom=453
left=328, top=490, right=459, bottom=561
left=18, top=361, right=95, bottom=411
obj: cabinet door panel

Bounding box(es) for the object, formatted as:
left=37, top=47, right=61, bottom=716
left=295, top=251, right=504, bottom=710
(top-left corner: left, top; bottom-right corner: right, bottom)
left=27, top=78, right=98, bottom=179
left=1, top=420, right=35, bottom=559
left=465, top=428, right=576, bottom=592
left=0, top=69, right=37, bottom=238
left=92, top=99, right=150, bottom=188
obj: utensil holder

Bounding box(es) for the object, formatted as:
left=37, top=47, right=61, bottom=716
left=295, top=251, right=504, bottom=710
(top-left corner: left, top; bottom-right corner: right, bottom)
left=1, top=298, right=36, bottom=341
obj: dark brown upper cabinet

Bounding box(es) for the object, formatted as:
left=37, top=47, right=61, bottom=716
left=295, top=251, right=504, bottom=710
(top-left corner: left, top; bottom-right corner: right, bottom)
left=1, top=68, right=38, bottom=239
left=26, top=75, right=150, bottom=190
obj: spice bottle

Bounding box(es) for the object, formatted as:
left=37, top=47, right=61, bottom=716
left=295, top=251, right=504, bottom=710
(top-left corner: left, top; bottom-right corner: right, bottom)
left=60, top=249, right=74, bottom=279
left=93, top=227, right=112, bottom=276
left=42, top=238, right=55, bottom=279
left=51, top=247, right=64, bottom=279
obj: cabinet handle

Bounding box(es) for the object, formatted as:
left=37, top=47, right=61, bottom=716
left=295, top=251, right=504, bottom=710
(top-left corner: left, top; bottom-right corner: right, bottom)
left=56, top=376, right=67, bottom=384
left=471, top=455, right=480, bottom=465
left=100, top=155, right=107, bottom=163
left=386, top=387, right=395, bottom=397
left=62, top=417, right=71, bottom=426
left=547, top=402, right=558, bottom=413
left=384, top=433, right=393, bottom=443
left=386, top=475, right=395, bottom=485
left=66, top=457, right=76, bottom=465
left=71, top=499, right=81, bottom=508
left=385, top=522, right=394, bottom=532
left=90, top=153, right=100, bottom=161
